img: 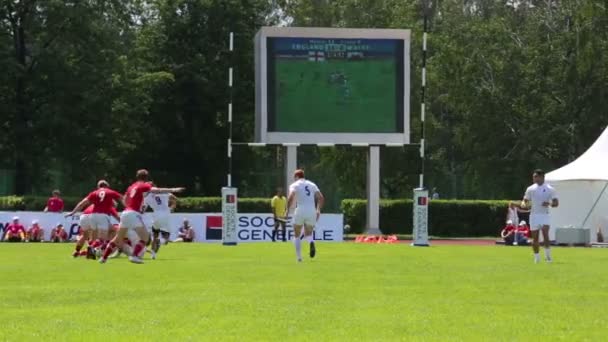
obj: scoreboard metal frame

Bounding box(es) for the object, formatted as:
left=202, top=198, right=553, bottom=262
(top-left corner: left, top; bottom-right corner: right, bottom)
left=254, top=27, right=411, bottom=144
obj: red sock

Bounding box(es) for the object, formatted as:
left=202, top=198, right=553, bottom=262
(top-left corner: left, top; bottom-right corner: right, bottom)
left=102, top=242, right=117, bottom=260
left=132, top=240, right=146, bottom=258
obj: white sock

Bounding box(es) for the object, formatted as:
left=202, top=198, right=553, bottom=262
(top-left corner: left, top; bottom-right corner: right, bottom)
left=294, top=238, right=302, bottom=260
left=534, top=253, right=540, bottom=262
left=544, top=248, right=552, bottom=260
left=306, top=235, right=314, bottom=243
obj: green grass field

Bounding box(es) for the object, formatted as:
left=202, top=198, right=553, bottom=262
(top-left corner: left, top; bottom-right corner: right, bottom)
left=275, top=59, right=396, bottom=133
left=1, top=243, right=607, bottom=341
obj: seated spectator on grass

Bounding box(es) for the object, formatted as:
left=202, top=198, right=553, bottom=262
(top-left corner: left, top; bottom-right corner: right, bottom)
left=501, top=220, right=517, bottom=245
left=50, top=223, right=68, bottom=243
left=4, top=217, right=26, bottom=242
left=514, top=220, right=530, bottom=245
left=44, top=189, right=64, bottom=212
left=27, top=220, right=44, bottom=242
left=174, top=219, right=194, bottom=242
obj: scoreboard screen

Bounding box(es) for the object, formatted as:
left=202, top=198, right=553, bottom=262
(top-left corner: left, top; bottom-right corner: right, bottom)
left=255, top=27, right=410, bottom=144
left=267, top=37, right=404, bottom=133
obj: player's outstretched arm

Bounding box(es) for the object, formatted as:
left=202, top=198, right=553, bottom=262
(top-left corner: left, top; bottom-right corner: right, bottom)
left=66, top=198, right=90, bottom=217
left=150, top=187, right=185, bottom=194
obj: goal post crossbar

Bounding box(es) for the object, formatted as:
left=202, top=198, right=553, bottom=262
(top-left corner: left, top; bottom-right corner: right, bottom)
left=230, top=142, right=420, bottom=148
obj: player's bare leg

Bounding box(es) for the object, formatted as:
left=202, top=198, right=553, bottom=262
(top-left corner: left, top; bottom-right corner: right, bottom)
left=530, top=230, right=540, bottom=263
left=304, top=224, right=316, bottom=258
left=100, top=227, right=128, bottom=263
left=85, top=229, right=98, bottom=259
left=128, top=226, right=149, bottom=263
left=73, top=227, right=91, bottom=258
left=91, top=228, right=109, bottom=259
left=150, top=229, right=161, bottom=259
left=149, top=231, right=168, bottom=258
left=541, top=225, right=552, bottom=262
left=293, top=224, right=303, bottom=262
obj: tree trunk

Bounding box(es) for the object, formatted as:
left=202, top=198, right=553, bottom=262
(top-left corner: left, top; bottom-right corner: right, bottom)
left=13, top=10, right=30, bottom=195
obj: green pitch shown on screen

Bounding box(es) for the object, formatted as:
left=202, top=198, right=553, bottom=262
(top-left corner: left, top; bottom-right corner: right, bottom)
left=268, top=37, right=404, bottom=134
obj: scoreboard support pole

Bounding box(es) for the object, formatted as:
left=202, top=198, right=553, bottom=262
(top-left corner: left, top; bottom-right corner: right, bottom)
left=285, top=145, right=298, bottom=193
left=366, top=146, right=381, bottom=234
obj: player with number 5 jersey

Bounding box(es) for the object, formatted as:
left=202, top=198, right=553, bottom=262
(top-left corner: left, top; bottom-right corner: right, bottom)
left=287, top=169, right=324, bottom=262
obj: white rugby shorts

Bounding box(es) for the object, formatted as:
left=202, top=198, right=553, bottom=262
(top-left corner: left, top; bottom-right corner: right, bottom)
left=152, top=214, right=171, bottom=233
left=293, top=207, right=317, bottom=226
left=79, top=214, right=92, bottom=229
left=120, top=210, right=145, bottom=230
left=127, top=228, right=141, bottom=243
left=90, top=213, right=112, bottom=231
left=529, top=214, right=550, bottom=231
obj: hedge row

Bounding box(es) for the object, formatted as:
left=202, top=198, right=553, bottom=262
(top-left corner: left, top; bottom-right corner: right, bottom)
left=341, top=199, right=514, bottom=237
left=1, top=196, right=513, bottom=237
left=0, top=196, right=272, bottom=213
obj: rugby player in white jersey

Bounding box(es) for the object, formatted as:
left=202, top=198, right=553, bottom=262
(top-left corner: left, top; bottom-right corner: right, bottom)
left=518, top=169, right=559, bottom=263
left=143, top=183, right=177, bottom=259
left=286, top=169, right=324, bottom=262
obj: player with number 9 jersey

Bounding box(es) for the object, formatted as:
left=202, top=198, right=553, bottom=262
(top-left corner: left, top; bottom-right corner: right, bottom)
left=143, top=189, right=177, bottom=258
left=144, top=193, right=172, bottom=231
left=86, top=184, right=122, bottom=231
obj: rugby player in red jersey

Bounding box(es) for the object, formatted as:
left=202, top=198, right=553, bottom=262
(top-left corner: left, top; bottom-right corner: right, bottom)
left=67, top=180, right=124, bottom=258
left=100, top=169, right=184, bottom=264
left=69, top=204, right=94, bottom=257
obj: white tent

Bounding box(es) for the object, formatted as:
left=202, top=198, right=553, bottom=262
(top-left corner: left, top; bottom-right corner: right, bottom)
left=546, top=127, right=608, bottom=242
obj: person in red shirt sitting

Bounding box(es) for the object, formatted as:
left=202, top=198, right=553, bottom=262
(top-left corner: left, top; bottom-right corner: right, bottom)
left=50, top=223, right=68, bottom=242
left=501, top=220, right=517, bottom=245
left=44, top=189, right=64, bottom=213
left=4, top=216, right=26, bottom=242
left=27, top=220, right=44, bottom=242
left=514, top=220, right=530, bottom=246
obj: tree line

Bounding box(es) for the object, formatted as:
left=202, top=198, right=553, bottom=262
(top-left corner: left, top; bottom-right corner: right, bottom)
left=1, top=0, right=606, bottom=205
